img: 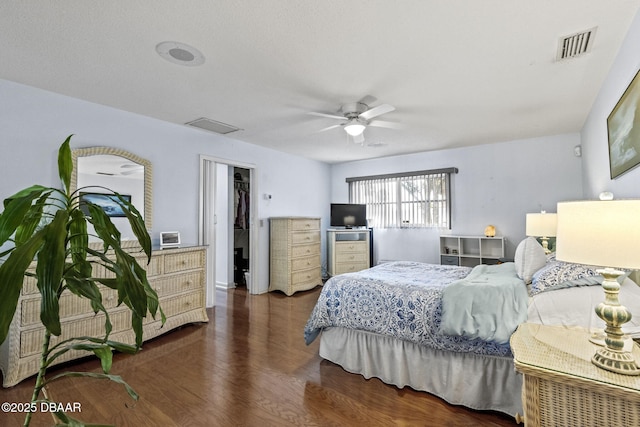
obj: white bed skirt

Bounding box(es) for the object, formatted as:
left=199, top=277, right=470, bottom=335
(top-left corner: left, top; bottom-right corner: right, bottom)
left=319, top=327, right=523, bottom=418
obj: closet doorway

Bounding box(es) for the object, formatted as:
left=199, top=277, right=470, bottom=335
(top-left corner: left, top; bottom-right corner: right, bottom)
left=232, top=167, right=250, bottom=288
left=199, top=156, right=258, bottom=307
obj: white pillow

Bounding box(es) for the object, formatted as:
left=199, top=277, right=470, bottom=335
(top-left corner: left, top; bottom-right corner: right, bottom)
left=514, top=237, right=547, bottom=284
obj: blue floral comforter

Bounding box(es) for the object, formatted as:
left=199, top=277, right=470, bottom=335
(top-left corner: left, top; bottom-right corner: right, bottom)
left=304, top=261, right=514, bottom=357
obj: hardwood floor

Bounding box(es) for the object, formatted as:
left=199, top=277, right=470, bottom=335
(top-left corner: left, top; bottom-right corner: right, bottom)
left=1, top=287, right=517, bottom=426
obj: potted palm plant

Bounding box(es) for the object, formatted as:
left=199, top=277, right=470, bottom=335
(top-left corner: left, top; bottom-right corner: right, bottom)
left=0, top=135, right=164, bottom=426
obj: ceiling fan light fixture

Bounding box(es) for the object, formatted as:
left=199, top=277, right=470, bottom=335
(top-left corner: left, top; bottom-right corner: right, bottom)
left=344, top=122, right=366, bottom=136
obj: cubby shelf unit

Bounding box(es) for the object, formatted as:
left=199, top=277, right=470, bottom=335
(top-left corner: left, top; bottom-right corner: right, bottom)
left=440, top=235, right=504, bottom=267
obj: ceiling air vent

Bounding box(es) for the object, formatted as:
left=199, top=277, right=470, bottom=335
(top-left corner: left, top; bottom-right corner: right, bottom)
left=556, top=27, right=597, bottom=61
left=185, top=117, right=242, bottom=135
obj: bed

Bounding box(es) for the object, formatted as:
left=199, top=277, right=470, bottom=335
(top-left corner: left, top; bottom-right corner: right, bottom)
left=304, top=237, right=640, bottom=419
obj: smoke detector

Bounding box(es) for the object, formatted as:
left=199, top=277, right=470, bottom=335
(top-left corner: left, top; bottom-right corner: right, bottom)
left=156, top=41, right=205, bottom=66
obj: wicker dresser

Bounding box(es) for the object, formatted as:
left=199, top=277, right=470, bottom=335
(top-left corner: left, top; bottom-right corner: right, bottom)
left=269, top=217, right=322, bottom=296
left=0, top=245, right=209, bottom=387
left=327, top=228, right=371, bottom=276
left=510, top=323, right=640, bottom=427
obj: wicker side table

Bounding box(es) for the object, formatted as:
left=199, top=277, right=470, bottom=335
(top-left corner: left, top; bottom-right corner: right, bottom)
left=511, top=323, right=640, bottom=427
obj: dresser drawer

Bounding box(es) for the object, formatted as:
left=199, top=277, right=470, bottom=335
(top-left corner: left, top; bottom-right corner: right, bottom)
left=334, top=262, right=369, bottom=275
left=334, top=252, right=368, bottom=263
left=291, top=269, right=321, bottom=284
left=20, top=309, right=132, bottom=357
left=164, top=250, right=205, bottom=273
left=291, top=255, right=320, bottom=272
left=149, top=290, right=205, bottom=320
left=290, top=218, right=320, bottom=231
left=152, top=271, right=203, bottom=298
left=21, top=287, right=119, bottom=327
left=291, top=231, right=320, bottom=245
left=291, top=243, right=320, bottom=258
left=335, top=241, right=368, bottom=254
left=135, top=254, right=162, bottom=277
left=441, top=255, right=459, bottom=266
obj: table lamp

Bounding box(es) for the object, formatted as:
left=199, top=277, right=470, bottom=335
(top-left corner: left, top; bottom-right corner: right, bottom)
left=525, top=211, right=557, bottom=254
left=556, top=199, right=640, bottom=375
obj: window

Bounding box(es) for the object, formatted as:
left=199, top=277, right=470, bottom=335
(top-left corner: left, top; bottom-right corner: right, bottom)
left=347, top=168, right=457, bottom=229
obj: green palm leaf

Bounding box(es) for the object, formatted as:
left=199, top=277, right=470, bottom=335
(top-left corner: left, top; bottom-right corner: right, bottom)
left=1, top=136, right=159, bottom=426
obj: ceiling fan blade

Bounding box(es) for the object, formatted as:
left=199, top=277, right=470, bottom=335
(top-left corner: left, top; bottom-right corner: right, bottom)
left=359, top=103, right=395, bottom=120
left=308, top=111, right=347, bottom=120
left=358, top=95, right=378, bottom=106
left=368, top=119, right=405, bottom=130
left=318, top=124, right=342, bottom=132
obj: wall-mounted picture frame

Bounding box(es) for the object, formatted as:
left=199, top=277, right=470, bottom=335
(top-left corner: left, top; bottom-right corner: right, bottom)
left=607, top=69, right=640, bottom=179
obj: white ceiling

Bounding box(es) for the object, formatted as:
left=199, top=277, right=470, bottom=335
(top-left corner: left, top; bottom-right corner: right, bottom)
left=1, top=1, right=639, bottom=164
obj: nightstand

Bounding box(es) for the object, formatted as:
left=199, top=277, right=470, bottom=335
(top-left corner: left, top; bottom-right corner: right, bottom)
left=510, top=323, right=640, bottom=427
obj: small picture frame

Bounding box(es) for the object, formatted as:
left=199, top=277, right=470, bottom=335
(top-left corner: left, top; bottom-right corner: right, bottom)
left=160, top=231, right=181, bottom=248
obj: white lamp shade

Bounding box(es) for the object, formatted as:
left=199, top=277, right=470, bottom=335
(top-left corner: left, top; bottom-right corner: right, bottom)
left=344, top=123, right=366, bottom=136
left=525, top=213, right=557, bottom=237
left=556, top=200, right=640, bottom=269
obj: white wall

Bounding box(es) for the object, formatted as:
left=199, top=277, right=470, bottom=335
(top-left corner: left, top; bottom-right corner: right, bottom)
left=0, top=78, right=331, bottom=295
left=581, top=9, right=640, bottom=198
left=331, top=134, right=583, bottom=262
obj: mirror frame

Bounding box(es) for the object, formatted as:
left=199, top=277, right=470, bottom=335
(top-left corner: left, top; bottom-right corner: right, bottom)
left=71, top=147, right=153, bottom=234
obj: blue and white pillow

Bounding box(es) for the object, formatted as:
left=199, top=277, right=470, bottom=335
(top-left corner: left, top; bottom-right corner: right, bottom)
left=530, top=255, right=601, bottom=296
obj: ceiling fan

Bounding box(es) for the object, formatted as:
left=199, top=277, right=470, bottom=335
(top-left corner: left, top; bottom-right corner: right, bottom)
left=308, top=96, right=403, bottom=144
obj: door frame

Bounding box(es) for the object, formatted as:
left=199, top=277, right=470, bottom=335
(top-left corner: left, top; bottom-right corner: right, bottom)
left=199, top=155, right=259, bottom=306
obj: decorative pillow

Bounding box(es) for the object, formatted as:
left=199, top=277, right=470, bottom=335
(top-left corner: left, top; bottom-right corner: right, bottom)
left=514, top=237, right=547, bottom=284
left=530, top=260, right=629, bottom=296
left=530, top=260, right=600, bottom=296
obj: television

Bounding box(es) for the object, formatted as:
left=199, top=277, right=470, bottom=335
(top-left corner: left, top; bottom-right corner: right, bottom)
left=330, top=203, right=367, bottom=228
left=79, top=192, right=131, bottom=218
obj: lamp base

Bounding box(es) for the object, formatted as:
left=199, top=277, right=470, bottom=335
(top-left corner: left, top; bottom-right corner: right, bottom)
left=590, top=268, right=640, bottom=375
left=540, top=237, right=551, bottom=255
left=592, top=347, right=640, bottom=376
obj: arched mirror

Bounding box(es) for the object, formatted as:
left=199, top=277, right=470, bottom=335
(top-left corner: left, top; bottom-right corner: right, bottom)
left=71, top=147, right=153, bottom=244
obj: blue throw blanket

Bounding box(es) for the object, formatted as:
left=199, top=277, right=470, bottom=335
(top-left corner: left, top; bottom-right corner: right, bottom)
left=439, top=262, right=528, bottom=344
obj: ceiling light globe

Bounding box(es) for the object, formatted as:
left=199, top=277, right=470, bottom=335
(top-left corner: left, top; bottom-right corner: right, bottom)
left=344, top=123, right=366, bottom=136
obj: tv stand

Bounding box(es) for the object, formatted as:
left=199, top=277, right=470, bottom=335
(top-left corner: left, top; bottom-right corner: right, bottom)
left=327, top=228, right=372, bottom=276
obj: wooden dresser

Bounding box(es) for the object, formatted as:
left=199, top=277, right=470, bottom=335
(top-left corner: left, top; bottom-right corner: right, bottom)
left=511, top=323, right=640, bottom=427
left=269, top=217, right=322, bottom=296
left=0, top=245, right=208, bottom=387
left=327, top=229, right=371, bottom=276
